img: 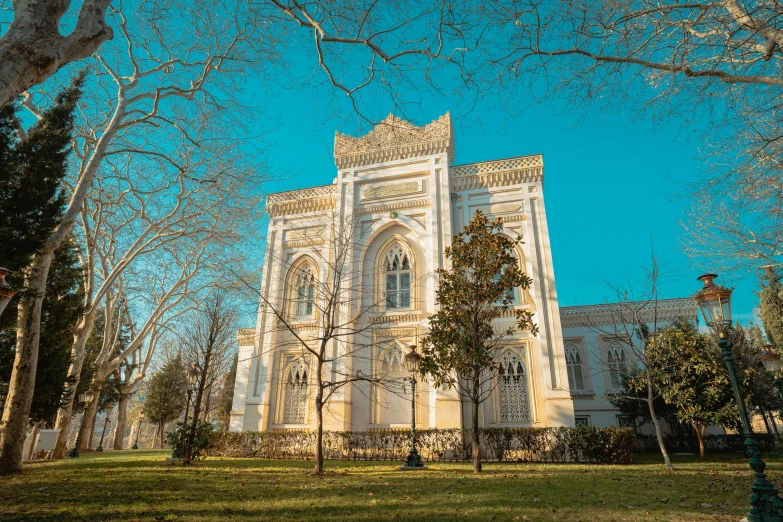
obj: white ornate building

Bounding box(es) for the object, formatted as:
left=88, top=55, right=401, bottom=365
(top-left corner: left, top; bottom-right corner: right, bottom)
left=229, top=112, right=698, bottom=433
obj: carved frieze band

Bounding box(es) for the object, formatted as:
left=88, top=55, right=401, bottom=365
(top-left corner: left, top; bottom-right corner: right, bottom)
left=283, top=239, right=326, bottom=249
left=375, top=329, right=416, bottom=338
left=266, top=185, right=338, bottom=217
left=267, top=197, right=336, bottom=217
left=451, top=168, right=543, bottom=192
left=334, top=113, right=455, bottom=169
left=363, top=181, right=420, bottom=199
left=356, top=199, right=431, bottom=216
left=370, top=313, right=422, bottom=324
left=559, top=298, right=698, bottom=328
left=237, top=328, right=256, bottom=346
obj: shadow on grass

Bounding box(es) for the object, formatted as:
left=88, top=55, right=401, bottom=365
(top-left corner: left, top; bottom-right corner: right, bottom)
left=0, top=451, right=771, bottom=522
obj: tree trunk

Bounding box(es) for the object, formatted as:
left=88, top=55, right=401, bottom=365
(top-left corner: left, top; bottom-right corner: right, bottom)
left=52, top=311, right=98, bottom=458
left=760, top=406, right=773, bottom=436
left=0, top=0, right=113, bottom=108
left=112, top=394, right=129, bottom=450
left=315, top=391, right=324, bottom=475
left=158, top=423, right=164, bottom=449
left=769, top=410, right=782, bottom=442
left=645, top=371, right=673, bottom=471
left=184, top=369, right=209, bottom=465
left=77, top=384, right=102, bottom=451
left=0, top=250, right=54, bottom=475
left=692, top=422, right=706, bottom=458
left=471, top=399, right=481, bottom=474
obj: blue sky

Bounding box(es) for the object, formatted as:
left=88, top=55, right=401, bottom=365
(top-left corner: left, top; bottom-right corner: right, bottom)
left=241, top=69, right=759, bottom=326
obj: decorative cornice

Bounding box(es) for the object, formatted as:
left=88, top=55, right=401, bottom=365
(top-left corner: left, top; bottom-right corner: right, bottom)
left=237, top=328, right=255, bottom=346
left=375, top=329, right=417, bottom=338
left=559, top=298, right=698, bottom=329
left=334, top=113, right=454, bottom=169
left=571, top=393, right=596, bottom=400
left=451, top=155, right=544, bottom=192
left=356, top=198, right=431, bottom=216
left=451, top=169, right=542, bottom=192
left=370, top=313, right=422, bottom=324
left=277, top=321, right=320, bottom=331
left=266, top=185, right=337, bottom=217
left=500, top=214, right=526, bottom=223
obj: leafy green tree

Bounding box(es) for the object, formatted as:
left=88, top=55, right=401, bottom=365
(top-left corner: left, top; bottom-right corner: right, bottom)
left=759, top=266, right=783, bottom=352
left=646, top=320, right=740, bottom=457
left=612, top=369, right=679, bottom=430
left=419, top=211, right=537, bottom=474
left=0, top=237, right=84, bottom=426
left=142, top=354, right=187, bottom=448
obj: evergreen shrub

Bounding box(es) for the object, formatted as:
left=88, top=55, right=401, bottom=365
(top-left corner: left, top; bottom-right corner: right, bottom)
left=206, top=426, right=636, bottom=464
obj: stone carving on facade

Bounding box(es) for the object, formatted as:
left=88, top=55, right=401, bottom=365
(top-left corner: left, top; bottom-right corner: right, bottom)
left=266, top=185, right=337, bottom=217
left=334, top=113, right=455, bottom=168
left=356, top=198, right=431, bottom=216
left=559, top=298, right=698, bottom=328
left=362, top=181, right=420, bottom=199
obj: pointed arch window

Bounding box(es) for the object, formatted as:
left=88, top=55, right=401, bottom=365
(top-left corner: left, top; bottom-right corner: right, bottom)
left=565, top=343, right=585, bottom=391
left=292, top=264, right=316, bottom=316
left=384, top=244, right=411, bottom=309
left=283, top=359, right=309, bottom=424
left=497, top=350, right=531, bottom=423
left=607, top=343, right=628, bottom=389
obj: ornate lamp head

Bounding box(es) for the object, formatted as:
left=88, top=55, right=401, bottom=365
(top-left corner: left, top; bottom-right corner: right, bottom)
left=693, top=273, right=733, bottom=336
left=404, top=345, right=422, bottom=374
left=761, top=345, right=783, bottom=374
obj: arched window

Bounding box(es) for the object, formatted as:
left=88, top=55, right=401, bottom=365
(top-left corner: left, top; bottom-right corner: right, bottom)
left=282, top=359, right=309, bottom=424
left=497, top=350, right=531, bottom=423
left=383, top=244, right=411, bottom=309
left=290, top=262, right=316, bottom=317
left=565, top=343, right=585, bottom=391
left=607, top=343, right=628, bottom=390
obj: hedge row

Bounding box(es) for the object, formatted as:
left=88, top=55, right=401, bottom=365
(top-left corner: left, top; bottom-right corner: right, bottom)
left=205, top=427, right=637, bottom=464
left=636, top=433, right=777, bottom=454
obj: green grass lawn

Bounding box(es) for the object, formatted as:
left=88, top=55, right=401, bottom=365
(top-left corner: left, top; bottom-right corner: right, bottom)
left=0, top=450, right=777, bottom=521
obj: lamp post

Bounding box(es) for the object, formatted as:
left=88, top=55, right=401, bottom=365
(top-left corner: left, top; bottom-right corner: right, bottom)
left=401, top=345, right=425, bottom=469
left=694, top=273, right=783, bottom=522
left=96, top=416, right=110, bottom=452
left=132, top=420, right=142, bottom=450
left=69, top=390, right=97, bottom=458
left=0, top=268, right=14, bottom=318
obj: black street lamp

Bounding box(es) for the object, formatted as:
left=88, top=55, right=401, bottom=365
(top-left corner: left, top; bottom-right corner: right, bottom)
left=96, top=416, right=111, bottom=452
left=132, top=420, right=142, bottom=450
left=68, top=390, right=97, bottom=458
left=694, top=274, right=783, bottom=522
left=401, top=345, right=425, bottom=469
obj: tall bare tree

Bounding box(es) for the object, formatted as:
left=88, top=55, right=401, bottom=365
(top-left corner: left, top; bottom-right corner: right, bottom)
left=0, top=0, right=113, bottom=107
left=0, top=2, right=261, bottom=473
left=180, top=293, right=237, bottom=465
left=492, top=1, right=783, bottom=273
left=581, top=255, right=693, bottom=471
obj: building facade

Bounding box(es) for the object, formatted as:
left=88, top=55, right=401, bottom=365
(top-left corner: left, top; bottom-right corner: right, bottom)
left=229, top=112, right=697, bottom=433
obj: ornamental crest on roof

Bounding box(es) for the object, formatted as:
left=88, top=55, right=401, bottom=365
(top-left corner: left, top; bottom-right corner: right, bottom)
left=334, top=112, right=454, bottom=169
